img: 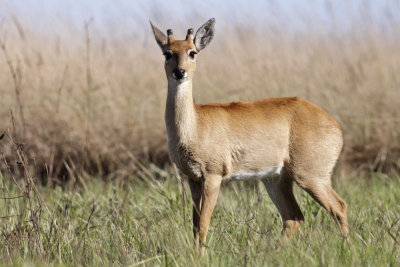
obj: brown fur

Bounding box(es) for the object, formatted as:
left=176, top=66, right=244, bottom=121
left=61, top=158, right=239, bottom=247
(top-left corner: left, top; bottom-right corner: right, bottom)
left=151, top=19, right=348, bottom=255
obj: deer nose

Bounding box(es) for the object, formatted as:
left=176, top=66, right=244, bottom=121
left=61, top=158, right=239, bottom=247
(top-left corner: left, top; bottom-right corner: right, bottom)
left=173, top=68, right=187, bottom=80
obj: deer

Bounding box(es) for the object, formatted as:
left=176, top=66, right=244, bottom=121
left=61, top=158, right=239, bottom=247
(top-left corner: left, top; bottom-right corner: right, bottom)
left=150, top=18, right=348, bottom=255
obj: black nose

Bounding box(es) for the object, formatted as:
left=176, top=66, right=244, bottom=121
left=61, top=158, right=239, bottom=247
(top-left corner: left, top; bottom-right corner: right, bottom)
left=173, top=68, right=186, bottom=80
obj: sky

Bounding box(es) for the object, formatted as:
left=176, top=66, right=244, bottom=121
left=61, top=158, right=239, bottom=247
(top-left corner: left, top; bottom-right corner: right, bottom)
left=0, top=0, right=399, bottom=39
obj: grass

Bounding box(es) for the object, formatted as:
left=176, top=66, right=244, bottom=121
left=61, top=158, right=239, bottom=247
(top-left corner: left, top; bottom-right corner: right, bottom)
left=0, top=2, right=399, bottom=266
left=1, top=170, right=399, bottom=266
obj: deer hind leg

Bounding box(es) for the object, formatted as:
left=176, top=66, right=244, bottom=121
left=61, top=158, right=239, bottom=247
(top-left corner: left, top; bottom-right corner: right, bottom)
left=301, top=182, right=348, bottom=240
left=263, top=173, right=304, bottom=238
left=286, top=123, right=348, bottom=239
left=188, top=179, right=203, bottom=250
left=286, top=164, right=348, bottom=240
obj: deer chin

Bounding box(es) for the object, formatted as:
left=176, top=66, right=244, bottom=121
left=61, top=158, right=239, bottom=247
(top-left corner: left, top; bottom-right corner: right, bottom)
left=168, top=76, right=190, bottom=85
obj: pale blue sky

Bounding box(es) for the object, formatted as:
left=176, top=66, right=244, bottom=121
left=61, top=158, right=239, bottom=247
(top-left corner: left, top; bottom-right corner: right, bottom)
left=0, top=0, right=398, bottom=38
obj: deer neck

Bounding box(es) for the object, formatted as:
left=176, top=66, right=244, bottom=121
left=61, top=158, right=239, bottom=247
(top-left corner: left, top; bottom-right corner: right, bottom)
left=165, top=79, right=197, bottom=145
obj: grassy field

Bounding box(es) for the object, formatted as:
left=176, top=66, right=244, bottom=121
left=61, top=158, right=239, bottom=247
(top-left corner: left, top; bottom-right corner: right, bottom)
left=0, top=1, right=400, bottom=266
left=1, top=168, right=399, bottom=266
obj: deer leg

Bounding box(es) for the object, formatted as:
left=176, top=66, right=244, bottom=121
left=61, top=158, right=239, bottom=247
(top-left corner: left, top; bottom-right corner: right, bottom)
left=263, top=174, right=304, bottom=238
left=302, top=183, right=348, bottom=240
left=188, top=178, right=203, bottom=250
left=199, top=174, right=222, bottom=255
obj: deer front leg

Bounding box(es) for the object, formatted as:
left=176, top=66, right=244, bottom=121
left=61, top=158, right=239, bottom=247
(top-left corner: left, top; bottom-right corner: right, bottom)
left=188, top=179, right=203, bottom=251
left=199, top=174, right=222, bottom=255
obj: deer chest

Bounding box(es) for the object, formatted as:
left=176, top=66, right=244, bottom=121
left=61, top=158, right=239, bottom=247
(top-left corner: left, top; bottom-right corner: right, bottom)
left=168, top=142, right=204, bottom=181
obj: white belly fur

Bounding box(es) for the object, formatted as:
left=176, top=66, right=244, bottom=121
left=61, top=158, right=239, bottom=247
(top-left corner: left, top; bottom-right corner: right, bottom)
left=228, top=166, right=283, bottom=181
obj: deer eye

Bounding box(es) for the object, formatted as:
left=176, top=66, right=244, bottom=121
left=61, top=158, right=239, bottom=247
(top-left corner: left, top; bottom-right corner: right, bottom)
left=163, top=50, right=172, bottom=61
left=189, top=50, right=197, bottom=59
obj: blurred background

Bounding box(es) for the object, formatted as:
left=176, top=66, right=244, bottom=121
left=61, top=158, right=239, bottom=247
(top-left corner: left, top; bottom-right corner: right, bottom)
left=0, top=0, right=399, bottom=184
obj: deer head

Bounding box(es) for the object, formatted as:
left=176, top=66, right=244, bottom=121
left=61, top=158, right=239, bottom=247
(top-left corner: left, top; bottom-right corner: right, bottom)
left=150, top=18, right=215, bottom=83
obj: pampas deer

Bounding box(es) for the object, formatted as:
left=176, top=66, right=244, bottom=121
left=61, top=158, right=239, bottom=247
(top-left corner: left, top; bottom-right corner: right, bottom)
left=150, top=18, right=348, bottom=254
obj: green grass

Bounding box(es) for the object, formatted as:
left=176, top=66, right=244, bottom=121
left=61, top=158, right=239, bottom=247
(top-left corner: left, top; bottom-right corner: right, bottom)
left=1, top=171, right=399, bottom=266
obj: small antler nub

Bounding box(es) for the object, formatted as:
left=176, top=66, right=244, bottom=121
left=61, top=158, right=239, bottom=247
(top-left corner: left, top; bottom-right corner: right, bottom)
left=167, top=29, right=174, bottom=43
left=186, top=28, right=194, bottom=41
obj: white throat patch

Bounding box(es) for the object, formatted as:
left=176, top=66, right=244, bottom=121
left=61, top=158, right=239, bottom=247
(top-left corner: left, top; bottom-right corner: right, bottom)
left=173, top=80, right=191, bottom=96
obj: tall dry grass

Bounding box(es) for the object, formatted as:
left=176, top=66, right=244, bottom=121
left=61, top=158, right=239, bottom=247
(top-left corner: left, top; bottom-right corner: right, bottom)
left=0, top=11, right=399, bottom=183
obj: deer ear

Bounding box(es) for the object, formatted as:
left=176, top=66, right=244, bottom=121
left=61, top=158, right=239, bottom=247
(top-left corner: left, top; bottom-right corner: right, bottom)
left=150, top=21, right=167, bottom=50
left=194, top=18, right=215, bottom=51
